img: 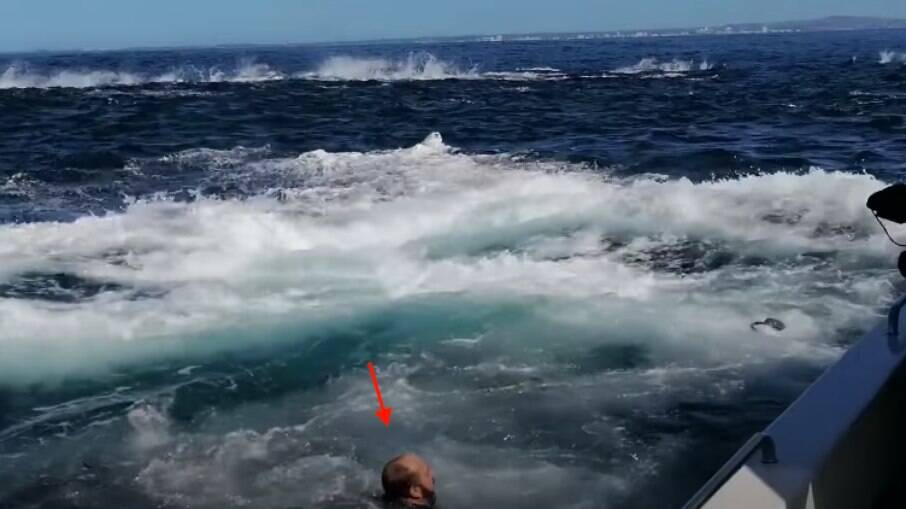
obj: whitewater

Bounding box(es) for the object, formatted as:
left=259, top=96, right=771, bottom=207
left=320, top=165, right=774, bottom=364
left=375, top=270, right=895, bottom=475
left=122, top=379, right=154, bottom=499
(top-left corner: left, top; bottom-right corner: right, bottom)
left=0, top=52, right=725, bottom=89
left=0, top=132, right=891, bottom=384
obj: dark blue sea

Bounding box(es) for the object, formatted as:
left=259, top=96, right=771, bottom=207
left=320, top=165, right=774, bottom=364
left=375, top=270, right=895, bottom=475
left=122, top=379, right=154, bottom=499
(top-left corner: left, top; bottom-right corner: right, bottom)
left=1, top=29, right=906, bottom=508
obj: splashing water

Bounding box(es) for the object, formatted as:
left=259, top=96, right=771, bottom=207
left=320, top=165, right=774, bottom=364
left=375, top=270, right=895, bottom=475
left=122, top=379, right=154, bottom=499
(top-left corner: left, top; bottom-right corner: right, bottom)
left=0, top=133, right=891, bottom=385
left=0, top=59, right=285, bottom=89
left=879, top=50, right=906, bottom=64
left=298, top=53, right=479, bottom=81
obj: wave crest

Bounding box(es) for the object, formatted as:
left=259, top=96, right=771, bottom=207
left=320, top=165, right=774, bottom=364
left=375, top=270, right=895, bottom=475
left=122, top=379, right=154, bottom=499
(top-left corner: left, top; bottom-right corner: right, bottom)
left=298, top=52, right=478, bottom=81
left=0, top=53, right=723, bottom=89
left=298, top=53, right=573, bottom=82
left=0, top=133, right=892, bottom=384
left=0, top=64, right=143, bottom=89
left=0, top=59, right=285, bottom=90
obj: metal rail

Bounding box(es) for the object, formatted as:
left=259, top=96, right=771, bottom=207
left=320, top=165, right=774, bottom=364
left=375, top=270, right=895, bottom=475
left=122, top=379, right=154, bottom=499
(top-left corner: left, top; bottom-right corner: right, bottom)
left=681, top=432, right=777, bottom=509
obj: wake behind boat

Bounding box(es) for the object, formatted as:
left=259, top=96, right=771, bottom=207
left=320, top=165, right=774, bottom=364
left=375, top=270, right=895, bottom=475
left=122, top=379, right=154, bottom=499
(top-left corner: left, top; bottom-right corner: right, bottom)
left=686, top=185, right=906, bottom=508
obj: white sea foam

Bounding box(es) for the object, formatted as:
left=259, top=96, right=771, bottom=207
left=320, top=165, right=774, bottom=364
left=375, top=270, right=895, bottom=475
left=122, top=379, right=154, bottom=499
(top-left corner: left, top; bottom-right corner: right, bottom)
left=879, top=50, right=906, bottom=64
left=127, top=402, right=172, bottom=450
left=123, top=354, right=700, bottom=508
left=299, top=53, right=570, bottom=82
left=0, top=64, right=144, bottom=89
left=0, top=54, right=718, bottom=89
left=0, top=59, right=285, bottom=90
left=298, top=53, right=479, bottom=81
left=611, top=57, right=714, bottom=76
left=0, top=134, right=893, bottom=386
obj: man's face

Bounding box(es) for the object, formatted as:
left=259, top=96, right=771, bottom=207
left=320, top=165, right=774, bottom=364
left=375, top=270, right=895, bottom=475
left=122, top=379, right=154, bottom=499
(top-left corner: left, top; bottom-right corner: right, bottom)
left=412, top=457, right=436, bottom=506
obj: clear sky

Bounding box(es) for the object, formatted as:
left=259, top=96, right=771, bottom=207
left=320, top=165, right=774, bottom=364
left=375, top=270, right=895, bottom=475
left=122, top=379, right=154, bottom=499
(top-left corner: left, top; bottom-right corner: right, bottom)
left=1, top=0, right=905, bottom=52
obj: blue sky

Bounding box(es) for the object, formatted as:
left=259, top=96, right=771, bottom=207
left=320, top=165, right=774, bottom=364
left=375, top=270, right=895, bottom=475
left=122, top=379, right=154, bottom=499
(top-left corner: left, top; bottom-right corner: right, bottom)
left=1, top=0, right=905, bottom=52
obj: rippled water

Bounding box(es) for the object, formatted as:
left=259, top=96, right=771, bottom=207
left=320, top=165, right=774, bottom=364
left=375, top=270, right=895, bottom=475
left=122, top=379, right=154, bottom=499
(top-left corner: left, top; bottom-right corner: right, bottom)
left=1, top=29, right=906, bottom=509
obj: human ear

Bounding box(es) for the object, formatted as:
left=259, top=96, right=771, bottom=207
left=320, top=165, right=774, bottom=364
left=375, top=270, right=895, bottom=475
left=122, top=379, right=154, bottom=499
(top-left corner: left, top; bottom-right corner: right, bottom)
left=409, top=485, right=423, bottom=500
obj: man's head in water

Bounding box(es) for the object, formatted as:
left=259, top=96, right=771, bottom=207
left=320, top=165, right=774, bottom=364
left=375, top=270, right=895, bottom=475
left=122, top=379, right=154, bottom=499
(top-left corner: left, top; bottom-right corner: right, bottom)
left=381, top=453, right=436, bottom=507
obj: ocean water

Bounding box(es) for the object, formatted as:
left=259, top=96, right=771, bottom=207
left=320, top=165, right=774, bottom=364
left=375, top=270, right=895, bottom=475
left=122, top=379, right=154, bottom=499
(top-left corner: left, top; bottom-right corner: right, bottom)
left=1, top=29, right=906, bottom=508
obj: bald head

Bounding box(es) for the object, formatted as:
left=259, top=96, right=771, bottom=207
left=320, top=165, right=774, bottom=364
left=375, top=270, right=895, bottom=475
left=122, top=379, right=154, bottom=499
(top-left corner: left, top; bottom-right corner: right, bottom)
left=381, top=453, right=436, bottom=507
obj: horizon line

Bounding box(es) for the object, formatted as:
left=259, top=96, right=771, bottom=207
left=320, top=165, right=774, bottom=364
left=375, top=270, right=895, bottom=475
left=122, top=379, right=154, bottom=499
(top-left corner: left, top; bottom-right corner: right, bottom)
left=2, top=13, right=905, bottom=57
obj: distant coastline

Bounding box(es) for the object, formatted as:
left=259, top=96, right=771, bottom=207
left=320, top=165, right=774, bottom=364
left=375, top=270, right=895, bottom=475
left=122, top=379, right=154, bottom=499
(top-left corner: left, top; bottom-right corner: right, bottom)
left=394, top=15, right=906, bottom=46
left=9, top=15, right=906, bottom=55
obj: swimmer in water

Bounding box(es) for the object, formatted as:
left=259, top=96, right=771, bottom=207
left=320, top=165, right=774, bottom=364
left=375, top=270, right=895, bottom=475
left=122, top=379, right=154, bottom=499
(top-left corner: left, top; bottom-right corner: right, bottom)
left=381, top=453, right=437, bottom=508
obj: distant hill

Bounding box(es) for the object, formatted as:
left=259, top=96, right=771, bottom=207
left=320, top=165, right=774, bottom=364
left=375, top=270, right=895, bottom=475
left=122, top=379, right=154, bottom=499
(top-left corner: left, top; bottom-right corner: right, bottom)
left=705, top=15, right=906, bottom=34
left=220, top=15, right=906, bottom=49
left=41, top=15, right=906, bottom=54
left=400, top=15, right=906, bottom=45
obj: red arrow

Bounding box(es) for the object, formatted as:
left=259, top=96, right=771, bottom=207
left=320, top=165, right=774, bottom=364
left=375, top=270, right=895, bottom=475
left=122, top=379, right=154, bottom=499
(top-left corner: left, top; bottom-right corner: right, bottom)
left=367, top=362, right=393, bottom=427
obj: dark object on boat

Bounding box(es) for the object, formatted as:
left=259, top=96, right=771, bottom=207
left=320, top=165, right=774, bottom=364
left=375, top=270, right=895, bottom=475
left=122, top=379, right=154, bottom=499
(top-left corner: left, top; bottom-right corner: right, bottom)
left=750, top=318, right=786, bottom=332
left=867, top=184, right=906, bottom=224
left=867, top=184, right=906, bottom=247
left=867, top=187, right=906, bottom=337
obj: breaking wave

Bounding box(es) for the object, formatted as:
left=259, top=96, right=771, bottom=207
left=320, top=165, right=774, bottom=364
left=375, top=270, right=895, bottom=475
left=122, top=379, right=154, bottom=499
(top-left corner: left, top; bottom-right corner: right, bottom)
left=0, top=53, right=724, bottom=89
left=0, top=133, right=893, bottom=385
left=299, top=53, right=577, bottom=82
left=298, top=53, right=479, bottom=81
left=0, top=59, right=285, bottom=90
left=297, top=54, right=718, bottom=82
